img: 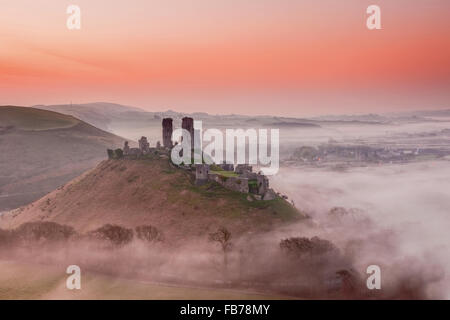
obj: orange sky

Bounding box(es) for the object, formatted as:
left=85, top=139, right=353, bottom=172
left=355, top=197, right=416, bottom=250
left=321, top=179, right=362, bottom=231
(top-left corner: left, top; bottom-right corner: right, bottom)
left=1, top=0, right=449, bottom=116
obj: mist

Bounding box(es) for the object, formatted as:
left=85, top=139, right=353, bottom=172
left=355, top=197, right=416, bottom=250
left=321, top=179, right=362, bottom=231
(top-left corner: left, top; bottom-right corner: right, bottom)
left=2, top=106, right=449, bottom=299
left=271, top=160, right=450, bottom=298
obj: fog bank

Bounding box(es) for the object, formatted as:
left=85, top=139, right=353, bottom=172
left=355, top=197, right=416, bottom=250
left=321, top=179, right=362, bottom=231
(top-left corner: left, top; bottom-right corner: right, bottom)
left=271, top=160, right=450, bottom=298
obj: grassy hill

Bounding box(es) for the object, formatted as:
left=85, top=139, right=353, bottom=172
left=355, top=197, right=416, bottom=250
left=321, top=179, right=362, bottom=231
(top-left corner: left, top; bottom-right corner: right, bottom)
left=0, top=106, right=126, bottom=211
left=0, top=106, right=80, bottom=131
left=35, top=102, right=145, bottom=131
left=0, top=155, right=304, bottom=241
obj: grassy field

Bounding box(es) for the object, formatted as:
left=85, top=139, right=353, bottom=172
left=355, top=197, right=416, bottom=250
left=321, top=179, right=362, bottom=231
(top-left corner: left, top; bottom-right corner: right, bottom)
left=0, top=261, right=287, bottom=300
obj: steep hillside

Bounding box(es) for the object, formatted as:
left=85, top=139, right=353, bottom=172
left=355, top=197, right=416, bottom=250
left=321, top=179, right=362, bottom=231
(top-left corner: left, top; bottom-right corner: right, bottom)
left=35, top=102, right=145, bottom=131
left=0, top=106, right=127, bottom=211
left=0, top=106, right=80, bottom=130
left=0, top=156, right=304, bottom=242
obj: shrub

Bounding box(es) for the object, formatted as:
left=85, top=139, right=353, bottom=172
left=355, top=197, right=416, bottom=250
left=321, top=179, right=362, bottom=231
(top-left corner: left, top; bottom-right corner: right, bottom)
left=89, top=224, right=133, bottom=246
left=135, top=225, right=163, bottom=242
left=13, top=222, right=76, bottom=242
left=209, top=227, right=232, bottom=252
left=280, top=236, right=337, bottom=257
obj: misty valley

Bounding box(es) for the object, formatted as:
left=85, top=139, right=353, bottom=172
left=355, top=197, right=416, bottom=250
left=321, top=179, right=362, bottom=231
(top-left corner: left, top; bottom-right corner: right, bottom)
left=0, top=104, right=449, bottom=300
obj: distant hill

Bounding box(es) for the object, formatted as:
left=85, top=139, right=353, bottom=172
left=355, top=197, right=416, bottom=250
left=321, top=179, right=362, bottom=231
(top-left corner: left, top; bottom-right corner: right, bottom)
left=0, top=157, right=303, bottom=242
left=34, top=102, right=146, bottom=131
left=310, top=113, right=391, bottom=124
left=268, top=121, right=320, bottom=128
left=0, top=106, right=126, bottom=211
left=396, top=109, right=450, bottom=118
left=31, top=102, right=450, bottom=145
left=28, top=103, right=327, bottom=141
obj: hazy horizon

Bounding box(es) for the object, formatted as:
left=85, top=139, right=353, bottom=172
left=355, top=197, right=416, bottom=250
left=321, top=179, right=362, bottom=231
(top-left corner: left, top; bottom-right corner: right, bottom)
left=1, top=0, right=449, bottom=117
left=5, top=102, right=447, bottom=119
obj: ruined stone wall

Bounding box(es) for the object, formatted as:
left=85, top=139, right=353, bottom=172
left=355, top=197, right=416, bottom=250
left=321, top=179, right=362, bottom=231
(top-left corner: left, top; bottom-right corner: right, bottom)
left=240, top=171, right=269, bottom=195
left=195, top=164, right=209, bottom=185
left=219, top=163, right=234, bottom=171
left=235, top=164, right=252, bottom=174
left=209, top=174, right=249, bottom=193
left=138, top=136, right=150, bottom=154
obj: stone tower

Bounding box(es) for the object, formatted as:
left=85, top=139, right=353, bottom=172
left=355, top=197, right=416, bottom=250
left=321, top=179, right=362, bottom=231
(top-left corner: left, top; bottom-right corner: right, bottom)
left=138, top=136, right=150, bottom=154
left=195, top=164, right=209, bottom=185
left=181, top=117, right=194, bottom=150
left=123, top=141, right=130, bottom=155
left=162, top=118, right=173, bottom=148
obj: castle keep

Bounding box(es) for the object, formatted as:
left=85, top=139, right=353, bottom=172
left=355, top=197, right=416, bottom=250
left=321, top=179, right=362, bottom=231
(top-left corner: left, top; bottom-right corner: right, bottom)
left=107, top=117, right=277, bottom=201
left=181, top=117, right=195, bottom=149
left=162, top=118, right=173, bottom=148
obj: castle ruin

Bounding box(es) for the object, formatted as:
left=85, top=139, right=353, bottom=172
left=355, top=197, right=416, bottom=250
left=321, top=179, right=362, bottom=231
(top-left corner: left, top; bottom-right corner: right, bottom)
left=107, top=117, right=277, bottom=201
left=195, top=164, right=209, bottom=185
left=138, top=136, right=150, bottom=154
left=162, top=118, right=173, bottom=148
left=181, top=117, right=194, bottom=149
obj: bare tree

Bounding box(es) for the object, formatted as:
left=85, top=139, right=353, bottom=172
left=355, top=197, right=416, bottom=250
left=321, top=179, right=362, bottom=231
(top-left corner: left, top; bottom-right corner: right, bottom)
left=209, top=227, right=232, bottom=279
